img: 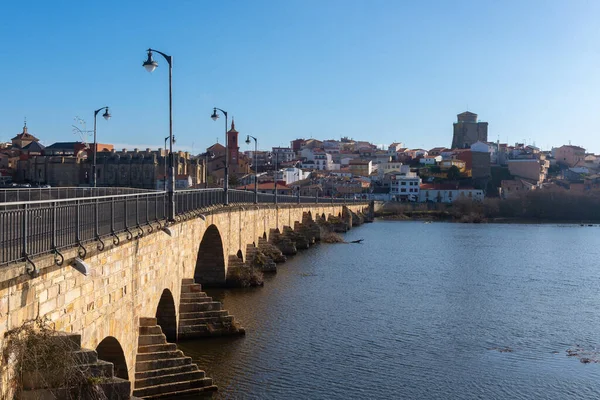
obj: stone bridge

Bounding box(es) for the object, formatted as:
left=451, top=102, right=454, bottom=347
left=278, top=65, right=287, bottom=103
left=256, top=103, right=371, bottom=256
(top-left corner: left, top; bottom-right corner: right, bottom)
left=0, top=202, right=371, bottom=398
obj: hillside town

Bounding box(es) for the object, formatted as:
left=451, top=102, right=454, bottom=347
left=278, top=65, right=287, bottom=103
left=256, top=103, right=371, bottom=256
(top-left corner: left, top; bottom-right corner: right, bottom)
left=1, top=111, right=597, bottom=203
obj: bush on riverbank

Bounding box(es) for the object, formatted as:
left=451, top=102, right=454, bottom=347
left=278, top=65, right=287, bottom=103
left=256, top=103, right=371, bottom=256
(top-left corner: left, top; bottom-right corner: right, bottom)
left=321, top=231, right=345, bottom=243
left=2, top=318, right=109, bottom=400
left=377, top=191, right=600, bottom=223
left=226, top=267, right=264, bottom=288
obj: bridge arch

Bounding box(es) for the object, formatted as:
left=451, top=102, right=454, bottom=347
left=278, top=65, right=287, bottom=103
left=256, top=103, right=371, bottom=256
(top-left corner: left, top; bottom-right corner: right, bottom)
left=156, top=289, right=177, bottom=342
left=194, top=224, right=226, bottom=285
left=96, top=336, right=128, bottom=380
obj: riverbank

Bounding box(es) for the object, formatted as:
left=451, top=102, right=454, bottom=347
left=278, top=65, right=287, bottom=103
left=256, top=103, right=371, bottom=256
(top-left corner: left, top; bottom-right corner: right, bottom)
left=376, top=192, right=600, bottom=224
left=376, top=213, right=600, bottom=225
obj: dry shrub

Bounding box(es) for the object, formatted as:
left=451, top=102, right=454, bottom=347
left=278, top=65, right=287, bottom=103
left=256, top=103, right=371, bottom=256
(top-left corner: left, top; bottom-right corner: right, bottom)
left=226, top=267, right=264, bottom=288
left=321, top=231, right=345, bottom=243
left=2, top=317, right=108, bottom=400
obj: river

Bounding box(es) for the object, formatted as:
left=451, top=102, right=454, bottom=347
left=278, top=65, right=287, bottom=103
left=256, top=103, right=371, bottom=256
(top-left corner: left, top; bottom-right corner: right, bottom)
left=177, top=221, right=600, bottom=399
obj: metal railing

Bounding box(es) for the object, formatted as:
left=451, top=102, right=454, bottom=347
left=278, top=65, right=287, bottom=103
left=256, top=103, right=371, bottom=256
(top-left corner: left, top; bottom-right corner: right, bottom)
left=0, top=187, right=156, bottom=203
left=1, top=188, right=365, bottom=268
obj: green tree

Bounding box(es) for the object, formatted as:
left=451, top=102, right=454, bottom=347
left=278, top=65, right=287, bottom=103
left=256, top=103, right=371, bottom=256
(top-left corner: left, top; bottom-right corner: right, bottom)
left=447, top=165, right=461, bottom=180
left=228, top=174, right=240, bottom=187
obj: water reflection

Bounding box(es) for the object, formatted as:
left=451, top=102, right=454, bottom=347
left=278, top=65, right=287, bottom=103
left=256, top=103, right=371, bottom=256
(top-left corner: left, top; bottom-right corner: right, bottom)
left=178, top=221, right=600, bottom=399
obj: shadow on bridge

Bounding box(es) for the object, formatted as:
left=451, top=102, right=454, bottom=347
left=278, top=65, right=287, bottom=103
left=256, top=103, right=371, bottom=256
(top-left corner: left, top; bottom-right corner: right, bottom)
left=156, top=289, right=177, bottom=342
left=194, top=224, right=226, bottom=286
left=96, top=336, right=129, bottom=380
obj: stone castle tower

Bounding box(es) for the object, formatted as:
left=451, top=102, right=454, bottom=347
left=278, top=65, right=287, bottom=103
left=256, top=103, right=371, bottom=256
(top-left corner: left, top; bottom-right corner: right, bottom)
left=452, top=111, right=488, bottom=149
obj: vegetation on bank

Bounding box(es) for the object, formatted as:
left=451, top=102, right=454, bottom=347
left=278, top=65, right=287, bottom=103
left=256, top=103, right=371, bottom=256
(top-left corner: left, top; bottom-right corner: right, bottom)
left=226, top=266, right=264, bottom=287
left=321, top=230, right=346, bottom=243
left=376, top=191, right=600, bottom=223
left=2, top=318, right=110, bottom=400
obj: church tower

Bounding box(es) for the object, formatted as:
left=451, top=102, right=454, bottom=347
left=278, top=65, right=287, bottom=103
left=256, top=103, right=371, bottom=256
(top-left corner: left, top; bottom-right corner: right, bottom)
left=227, top=119, right=240, bottom=169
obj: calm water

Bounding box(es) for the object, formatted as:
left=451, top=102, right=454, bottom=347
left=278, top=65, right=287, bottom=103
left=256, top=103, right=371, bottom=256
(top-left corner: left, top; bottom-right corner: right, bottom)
left=178, top=221, right=600, bottom=399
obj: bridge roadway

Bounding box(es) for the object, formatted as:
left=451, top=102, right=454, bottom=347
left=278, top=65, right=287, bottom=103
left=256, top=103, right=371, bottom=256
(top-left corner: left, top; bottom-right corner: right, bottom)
left=0, top=188, right=370, bottom=397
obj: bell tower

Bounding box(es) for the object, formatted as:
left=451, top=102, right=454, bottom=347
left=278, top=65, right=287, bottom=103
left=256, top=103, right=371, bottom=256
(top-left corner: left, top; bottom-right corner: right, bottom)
left=227, top=119, right=240, bottom=169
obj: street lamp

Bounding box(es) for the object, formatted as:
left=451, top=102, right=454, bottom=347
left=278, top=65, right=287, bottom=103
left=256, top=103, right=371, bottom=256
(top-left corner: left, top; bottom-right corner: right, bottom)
left=269, top=151, right=279, bottom=205
left=211, top=107, right=229, bottom=205
left=245, top=135, right=258, bottom=204
left=92, top=107, right=111, bottom=187
left=163, top=135, right=175, bottom=191
left=200, top=151, right=215, bottom=188
left=143, top=47, right=175, bottom=221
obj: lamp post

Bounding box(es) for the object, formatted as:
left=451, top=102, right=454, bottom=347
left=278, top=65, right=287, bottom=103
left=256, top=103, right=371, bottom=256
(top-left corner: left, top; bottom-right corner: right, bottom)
left=200, top=151, right=214, bottom=188
left=210, top=108, right=228, bottom=205
left=163, top=135, right=175, bottom=191
left=273, top=151, right=279, bottom=205
left=143, top=47, right=175, bottom=221
left=245, top=135, right=258, bottom=204
left=92, top=107, right=111, bottom=187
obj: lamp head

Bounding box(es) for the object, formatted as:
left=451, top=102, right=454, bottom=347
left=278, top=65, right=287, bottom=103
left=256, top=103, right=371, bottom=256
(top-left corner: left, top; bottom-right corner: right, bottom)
left=102, top=108, right=111, bottom=121
left=210, top=108, right=219, bottom=121
left=245, top=135, right=251, bottom=145
left=143, top=50, right=158, bottom=73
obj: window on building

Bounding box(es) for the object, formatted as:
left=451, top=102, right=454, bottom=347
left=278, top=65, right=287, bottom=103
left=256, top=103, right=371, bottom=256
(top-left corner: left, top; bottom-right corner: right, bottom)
left=401, top=188, right=406, bottom=192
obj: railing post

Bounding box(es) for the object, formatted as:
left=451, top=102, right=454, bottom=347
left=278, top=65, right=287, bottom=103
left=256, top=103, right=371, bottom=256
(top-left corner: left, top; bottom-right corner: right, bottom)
left=154, top=193, right=158, bottom=223
left=21, top=203, right=28, bottom=260
left=52, top=201, right=57, bottom=250
left=135, top=194, right=140, bottom=229
left=111, top=197, right=115, bottom=235
left=95, top=198, right=99, bottom=240
left=163, top=192, right=167, bottom=221
left=75, top=199, right=80, bottom=245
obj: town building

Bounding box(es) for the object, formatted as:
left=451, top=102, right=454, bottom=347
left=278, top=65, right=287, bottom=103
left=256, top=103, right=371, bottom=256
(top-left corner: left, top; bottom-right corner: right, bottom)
left=428, top=147, right=449, bottom=156
left=244, top=150, right=271, bottom=173
left=419, top=155, right=442, bottom=165
left=10, top=123, right=40, bottom=150
left=376, top=162, right=407, bottom=178
left=349, top=159, right=373, bottom=177
left=507, top=156, right=549, bottom=185
left=271, top=147, right=295, bottom=163
left=454, top=149, right=491, bottom=180
left=419, top=184, right=484, bottom=203
left=471, top=141, right=497, bottom=164
left=390, top=171, right=421, bottom=201
left=554, top=145, right=586, bottom=167
left=500, top=179, right=536, bottom=198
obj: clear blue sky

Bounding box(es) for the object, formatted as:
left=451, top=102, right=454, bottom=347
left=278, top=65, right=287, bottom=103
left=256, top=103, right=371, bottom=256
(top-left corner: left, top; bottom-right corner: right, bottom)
left=1, top=0, right=599, bottom=153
